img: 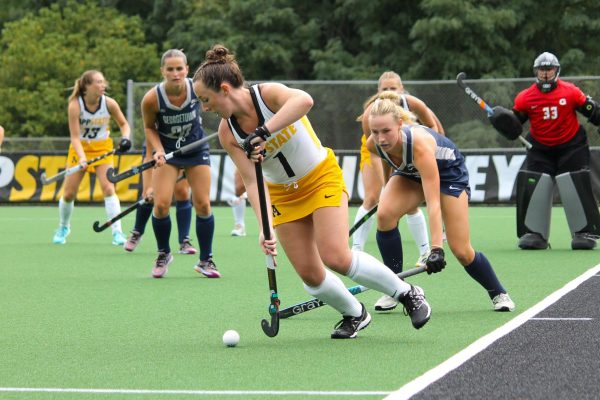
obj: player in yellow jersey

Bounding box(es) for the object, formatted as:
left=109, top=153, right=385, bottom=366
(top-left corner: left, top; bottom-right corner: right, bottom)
left=52, top=70, right=131, bottom=245
left=193, top=44, right=432, bottom=339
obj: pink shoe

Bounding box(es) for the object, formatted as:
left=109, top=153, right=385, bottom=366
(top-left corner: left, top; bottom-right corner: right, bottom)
left=124, top=231, right=142, bottom=252
left=178, top=239, right=198, bottom=255
left=152, top=252, right=173, bottom=278
left=194, top=258, right=221, bottom=278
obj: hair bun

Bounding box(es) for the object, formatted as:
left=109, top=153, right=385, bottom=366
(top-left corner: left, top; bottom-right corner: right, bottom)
left=206, top=44, right=230, bottom=63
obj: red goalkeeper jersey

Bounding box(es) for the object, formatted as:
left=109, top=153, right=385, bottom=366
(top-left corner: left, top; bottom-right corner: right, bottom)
left=513, top=80, right=586, bottom=146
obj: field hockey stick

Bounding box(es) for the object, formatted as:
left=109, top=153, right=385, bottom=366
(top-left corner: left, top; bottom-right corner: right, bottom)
left=92, top=196, right=151, bottom=232
left=106, top=132, right=218, bottom=183
left=255, top=162, right=280, bottom=337
left=456, top=72, right=532, bottom=149
left=279, top=266, right=427, bottom=319
left=349, top=204, right=378, bottom=235
left=92, top=172, right=185, bottom=233
left=41, top=149, right=116, bottom=185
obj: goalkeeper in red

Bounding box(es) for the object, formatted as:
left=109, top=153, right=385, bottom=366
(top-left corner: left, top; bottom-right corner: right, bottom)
left=489, top=52, right=600, bottom=250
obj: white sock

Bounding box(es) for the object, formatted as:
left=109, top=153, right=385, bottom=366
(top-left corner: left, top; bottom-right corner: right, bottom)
left=303, top=269, right=363, bottom=317
left=347, top=250, right=411, bottom=299
left=232, top=197, right=246, bottom=226
left=406, top=209, right=430, bottom=256
left=352, top=205, right=375, bottom=250
left=58, top=197, right=74, bottom=228
left=104, top=194, right=122, bottom=233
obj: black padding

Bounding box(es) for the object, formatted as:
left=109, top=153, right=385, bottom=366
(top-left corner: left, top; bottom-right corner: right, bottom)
left=489, top=106, right=522, bottom=140
left=577, top=96, right=600, bottom=125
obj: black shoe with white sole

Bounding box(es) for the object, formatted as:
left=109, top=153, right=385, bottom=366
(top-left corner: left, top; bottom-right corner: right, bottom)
left=331, top=303, right=371, bottom=339
left=398, top=285, right=431, bottom=329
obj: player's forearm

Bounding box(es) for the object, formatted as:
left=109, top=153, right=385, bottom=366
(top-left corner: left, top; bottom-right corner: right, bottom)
left=144, top=129, right=163, bottom=153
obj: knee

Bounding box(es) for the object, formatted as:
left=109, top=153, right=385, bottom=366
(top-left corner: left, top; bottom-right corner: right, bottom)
left=235, top=183, right=245, bottom=196
left=321, top=251, right=352, bottom=275
left=62, top=191, right=75, bottom=202
left=363, top=194, right=379, bottom=209
left=153, top=202, right=170, bottom=217
left=174, top=187, right=190, bottom=201
left=377, top=210, right=398, bottom=231
left=193, top=198, right=211, bottom=215
left=450, top=246, right=475, bottom=266
left=101, top=184, right=115, bottom=197
left=301, top=271, right=324, bottom=287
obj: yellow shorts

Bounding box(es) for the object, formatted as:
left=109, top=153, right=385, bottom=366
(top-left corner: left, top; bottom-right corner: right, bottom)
left=268, top=148, right=347, bottom=226
left=359, top=134, right=371, bottom=171
left=67, top=137, right=114, bottom=173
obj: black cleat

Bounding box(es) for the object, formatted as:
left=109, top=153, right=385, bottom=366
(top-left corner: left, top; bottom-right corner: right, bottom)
left=331, top=303, right=371, bottom=339
left=571, top=233, right=598, bottom=250
left=398, top=285, right=431, bottom=329
left=518, top=232, right=549, bottom=250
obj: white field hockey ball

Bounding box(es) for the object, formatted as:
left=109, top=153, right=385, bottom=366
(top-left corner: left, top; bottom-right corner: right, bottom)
left=222, top=330, right=240, bottom=347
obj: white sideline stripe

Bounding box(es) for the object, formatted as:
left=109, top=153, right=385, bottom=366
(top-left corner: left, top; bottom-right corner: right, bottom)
left=386, top=262, right=600, bottom=400
left=531, top=317, right=593, bottom=321
left=0, top=388, right=388, bottom=397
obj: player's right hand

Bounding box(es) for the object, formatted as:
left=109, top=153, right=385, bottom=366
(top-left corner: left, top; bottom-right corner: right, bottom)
left=118, top=137, right=132, bottom=153
left=259, top=231, right=278, bottom=257
left=153, top=150, right=166, bottom=167
left=79, top=157, right=88, bottom=169
left=426, top=247, right=446, bottom=274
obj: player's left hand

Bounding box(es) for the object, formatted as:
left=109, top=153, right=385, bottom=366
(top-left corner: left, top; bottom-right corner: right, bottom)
left=426, top=247, right=446, bottom=274
left=243, top=126, right=270, bottom=161
left=118, top=137, right=132, bottom=153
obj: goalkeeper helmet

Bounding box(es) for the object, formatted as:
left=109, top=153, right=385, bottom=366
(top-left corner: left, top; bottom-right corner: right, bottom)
left=533, top=52, right=560, bottom=93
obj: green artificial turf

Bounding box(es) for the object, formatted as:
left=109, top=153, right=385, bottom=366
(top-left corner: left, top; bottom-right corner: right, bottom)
left=0, top=205, right=597, bottom=400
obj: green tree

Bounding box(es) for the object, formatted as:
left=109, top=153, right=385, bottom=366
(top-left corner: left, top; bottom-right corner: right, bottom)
left=160, top=0, right=234, bottom=72
left=510, top=0, right=600, bottom=77
left=164, top=0, right=321, bottom=80
left=407, top=0, right=600, bottom=79
left=312, top=0, right=423, bottom=79
left=0, top=0, right=158, bottom=137
left=407, top=0, right=520, bottom=79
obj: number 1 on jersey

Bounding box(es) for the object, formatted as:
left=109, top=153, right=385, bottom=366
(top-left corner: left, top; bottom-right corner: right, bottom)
left=274, top=152, right=295, bottom=178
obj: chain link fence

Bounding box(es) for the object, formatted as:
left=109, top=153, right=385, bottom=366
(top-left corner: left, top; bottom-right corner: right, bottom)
left=4, top=77, right=599, bottom=152
left=125, top=77, right=600, bottom=151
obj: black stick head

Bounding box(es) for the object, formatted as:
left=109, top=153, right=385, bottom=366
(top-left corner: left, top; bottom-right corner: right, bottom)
left=92, top=221, right=107, bottom=232
left=261, top=313, right=280, bottom=337
left=106, top=167, right=119, bottom=183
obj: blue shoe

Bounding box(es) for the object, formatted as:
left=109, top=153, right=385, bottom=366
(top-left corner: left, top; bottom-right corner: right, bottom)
left=52, top=226, right=70, bottom=244
left=112, top=231, right=127, bottom=246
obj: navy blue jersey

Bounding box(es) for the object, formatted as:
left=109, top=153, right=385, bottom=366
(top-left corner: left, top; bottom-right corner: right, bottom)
left=377, top=125, right=470, bottom=198
left=155, top=78, right=208, bottom=153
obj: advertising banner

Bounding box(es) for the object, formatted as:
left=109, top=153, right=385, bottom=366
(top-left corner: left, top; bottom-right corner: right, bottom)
left=1, top=149, right=599, bottom=204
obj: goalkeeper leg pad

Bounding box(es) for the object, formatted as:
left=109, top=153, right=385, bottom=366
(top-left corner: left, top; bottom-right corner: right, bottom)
left=516, top=170, right=554, bottom=249
left=556, top=170, right=600, bottom=247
